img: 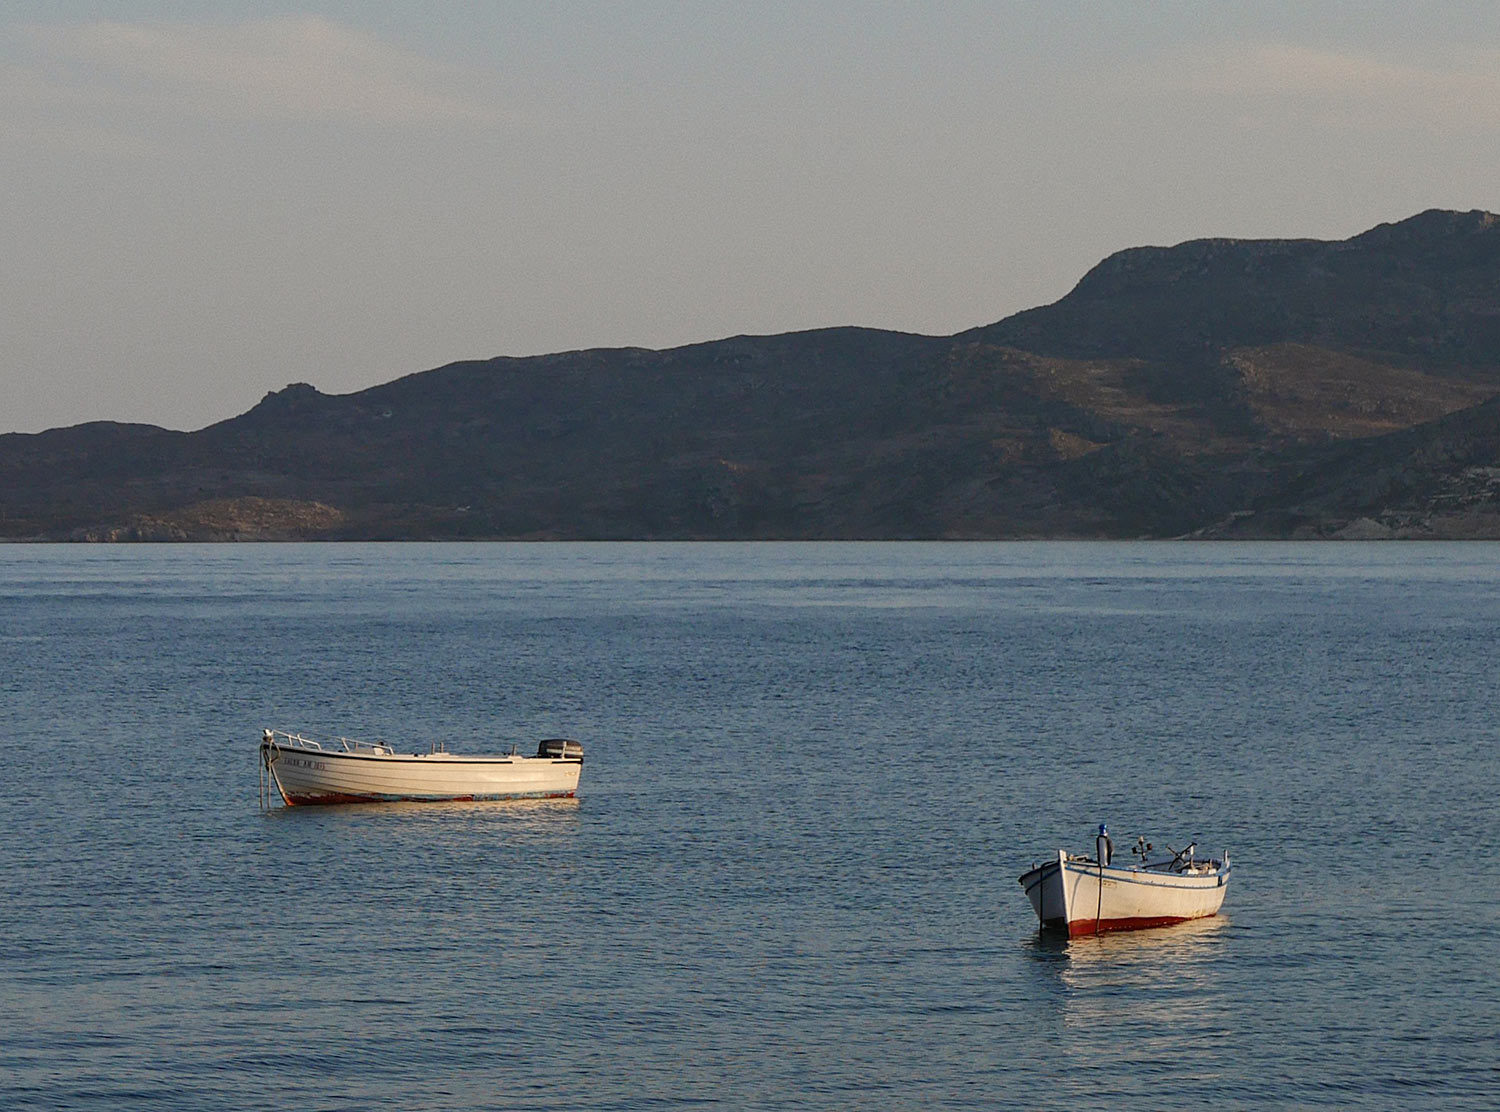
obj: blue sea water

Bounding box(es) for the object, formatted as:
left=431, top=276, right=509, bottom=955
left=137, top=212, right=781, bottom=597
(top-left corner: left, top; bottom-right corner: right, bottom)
left=1, top=541, right=1497, bottom=1110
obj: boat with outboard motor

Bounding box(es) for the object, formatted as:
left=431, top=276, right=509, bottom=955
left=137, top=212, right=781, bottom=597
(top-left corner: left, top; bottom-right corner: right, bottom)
left=1018, top=825, right=1230, bottom=938
left=258, top=728, right=583, bottom=806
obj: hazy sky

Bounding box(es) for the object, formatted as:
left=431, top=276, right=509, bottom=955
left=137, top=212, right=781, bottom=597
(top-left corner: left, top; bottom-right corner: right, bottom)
left=4, top=2, right=1500, bottom=434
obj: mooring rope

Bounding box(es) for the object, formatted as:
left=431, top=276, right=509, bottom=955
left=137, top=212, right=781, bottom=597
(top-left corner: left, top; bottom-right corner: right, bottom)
left=261, top=738, right=289, bottom=807
left=1096, top=857, right=1103, bottom=935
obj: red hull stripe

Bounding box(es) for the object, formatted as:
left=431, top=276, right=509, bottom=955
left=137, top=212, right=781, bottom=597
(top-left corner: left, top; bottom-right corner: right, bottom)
left=283, top=790, right=577, bottom=806
left=1066, top=913, right=1213, bottom=938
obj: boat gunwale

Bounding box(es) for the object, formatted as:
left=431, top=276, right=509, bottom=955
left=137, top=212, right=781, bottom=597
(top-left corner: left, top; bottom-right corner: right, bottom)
left=1019, top=856, right=1230, bottom=892
left=261, top=740, right=581, bottom=767
left=1060, top=858, right=1229, bottom=885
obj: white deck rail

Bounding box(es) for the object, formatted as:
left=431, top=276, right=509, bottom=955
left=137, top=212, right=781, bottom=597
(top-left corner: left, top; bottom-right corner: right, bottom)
left=264, top=729, right=395, bottom=756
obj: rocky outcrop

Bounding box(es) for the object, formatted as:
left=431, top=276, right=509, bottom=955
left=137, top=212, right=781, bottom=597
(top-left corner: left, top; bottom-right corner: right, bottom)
left=1192, top=396, right=1500, bottom=538
left=68, top=498, right=346, bottom=542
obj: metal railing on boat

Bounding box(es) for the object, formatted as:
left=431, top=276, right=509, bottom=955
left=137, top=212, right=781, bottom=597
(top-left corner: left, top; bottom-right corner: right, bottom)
left=263, top=729, right=395, bottom=756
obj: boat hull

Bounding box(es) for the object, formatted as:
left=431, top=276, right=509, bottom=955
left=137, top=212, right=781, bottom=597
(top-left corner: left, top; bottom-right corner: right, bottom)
left=261, top=740, right=581, bottom=805
left=1019, top=851, right=1229, bottom=938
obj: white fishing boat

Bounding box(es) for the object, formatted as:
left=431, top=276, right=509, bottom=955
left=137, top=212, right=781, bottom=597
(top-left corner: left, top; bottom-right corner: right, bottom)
left=1019, top=826, right=1230, bottom=938
left=258, top=729, right=583, bottom=807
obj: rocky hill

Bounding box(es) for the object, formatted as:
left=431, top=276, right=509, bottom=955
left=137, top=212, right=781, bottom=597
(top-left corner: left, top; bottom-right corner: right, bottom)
left=3, top=209, right=1499, bottom=540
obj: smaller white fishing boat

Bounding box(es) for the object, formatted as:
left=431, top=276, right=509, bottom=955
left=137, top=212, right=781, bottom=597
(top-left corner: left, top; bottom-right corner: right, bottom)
left=258, top=729, right=583, bottom=807
left=1019, top=825, right=1230, bottom=938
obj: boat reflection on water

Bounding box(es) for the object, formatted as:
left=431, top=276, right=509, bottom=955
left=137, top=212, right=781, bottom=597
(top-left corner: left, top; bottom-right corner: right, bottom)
left=1024, top=916, right=1234, bottom=1080
left=262, top=793, right=583, bottom=846
left=1055, top=913, right=1228, bottom=973
left=1024, top=913, right=1227, bottom=971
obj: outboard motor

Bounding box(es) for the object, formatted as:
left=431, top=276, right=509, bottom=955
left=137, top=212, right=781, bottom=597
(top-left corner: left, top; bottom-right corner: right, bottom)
left=536, top=738, right=584, bottom=761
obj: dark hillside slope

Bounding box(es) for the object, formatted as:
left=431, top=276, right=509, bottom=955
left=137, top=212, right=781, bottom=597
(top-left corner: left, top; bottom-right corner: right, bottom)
left=972, top=209, right=1500, bottom=371
left=1195, top=395, right=1500, bottom=539
left=3, top=211, right=1499, bottom=539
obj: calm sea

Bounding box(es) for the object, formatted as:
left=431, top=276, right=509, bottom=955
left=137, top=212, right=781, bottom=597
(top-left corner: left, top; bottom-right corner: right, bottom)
left=1, top=542, right=1497, bottom=1110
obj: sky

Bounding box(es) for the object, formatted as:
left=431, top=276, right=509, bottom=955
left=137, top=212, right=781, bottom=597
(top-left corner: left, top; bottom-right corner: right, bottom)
left=4, top=2, right=1500, bottom=434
